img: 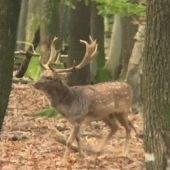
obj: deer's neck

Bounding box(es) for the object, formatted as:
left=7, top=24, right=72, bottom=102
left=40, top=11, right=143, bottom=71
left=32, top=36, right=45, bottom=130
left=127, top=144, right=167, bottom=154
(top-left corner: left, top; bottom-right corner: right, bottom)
left=45, top=83, right=75, bottom=107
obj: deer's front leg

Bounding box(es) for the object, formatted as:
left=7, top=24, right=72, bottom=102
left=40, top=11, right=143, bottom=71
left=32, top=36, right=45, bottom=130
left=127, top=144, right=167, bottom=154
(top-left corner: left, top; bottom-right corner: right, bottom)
left=62, top=124, right=80, bottom=164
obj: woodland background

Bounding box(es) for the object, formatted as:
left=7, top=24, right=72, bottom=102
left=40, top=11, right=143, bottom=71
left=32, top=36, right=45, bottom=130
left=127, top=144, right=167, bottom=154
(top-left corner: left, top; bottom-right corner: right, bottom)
left=0, top=0, right=170, bottom=169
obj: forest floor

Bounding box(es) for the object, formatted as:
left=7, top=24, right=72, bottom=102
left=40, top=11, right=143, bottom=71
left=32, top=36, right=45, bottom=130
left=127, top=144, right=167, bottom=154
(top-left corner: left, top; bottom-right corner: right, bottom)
left=0, top=83, right=145, bottom=170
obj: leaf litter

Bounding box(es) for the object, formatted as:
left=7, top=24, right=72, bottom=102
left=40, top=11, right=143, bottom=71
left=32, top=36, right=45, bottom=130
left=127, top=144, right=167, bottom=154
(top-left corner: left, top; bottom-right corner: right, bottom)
left=0, top=83, right=145, bottom=170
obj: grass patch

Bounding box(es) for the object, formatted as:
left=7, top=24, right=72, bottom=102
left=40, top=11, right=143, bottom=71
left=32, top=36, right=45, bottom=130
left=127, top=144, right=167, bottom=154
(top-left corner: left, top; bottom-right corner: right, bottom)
left=31, top=107, right=63, bottom=119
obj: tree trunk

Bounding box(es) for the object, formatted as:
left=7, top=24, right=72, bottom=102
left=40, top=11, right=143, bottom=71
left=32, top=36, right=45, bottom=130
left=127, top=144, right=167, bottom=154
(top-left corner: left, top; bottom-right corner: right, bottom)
left=26, top=0, right=41, bottom=43
left=59, top=1, right=70, bottom=45
left=40, top=0, right=60, bottom=63
left=104, top=14, right=122, bottom=80
left=0, top=0, right=21, bottom=132
left=125, top=23, right=145, bottom=103
left=119, top=16, right=138, bottom=79
left=67, top=0, right=91, bottom=86
left=90, top=2, right=106, bottom=83
left=16, top=0, right=28, bottom=51
left=142, top=1, right=170, bottom=170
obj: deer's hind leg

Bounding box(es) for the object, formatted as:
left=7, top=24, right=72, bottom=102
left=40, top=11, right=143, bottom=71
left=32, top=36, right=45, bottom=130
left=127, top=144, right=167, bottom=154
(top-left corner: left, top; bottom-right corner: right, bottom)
left=76, top=131, right=84, bottom=157
left=97, top=116, right=118, bottom=153
left=116, top=112, right=131, bottom=157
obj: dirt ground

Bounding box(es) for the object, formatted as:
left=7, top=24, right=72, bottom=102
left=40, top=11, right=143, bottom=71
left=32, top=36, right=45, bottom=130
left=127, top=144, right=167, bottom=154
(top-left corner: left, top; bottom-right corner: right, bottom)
left=0, top=84, right=145, bottom=170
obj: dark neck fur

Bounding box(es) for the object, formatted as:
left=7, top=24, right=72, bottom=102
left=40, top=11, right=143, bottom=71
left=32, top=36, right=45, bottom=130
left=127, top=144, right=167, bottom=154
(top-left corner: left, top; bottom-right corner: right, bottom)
left=44, top=82, right=75, bottom=107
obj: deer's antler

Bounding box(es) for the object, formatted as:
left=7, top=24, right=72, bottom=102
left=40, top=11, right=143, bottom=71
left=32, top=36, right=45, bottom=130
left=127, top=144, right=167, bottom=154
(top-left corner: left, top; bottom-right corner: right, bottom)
left=39, top=37, right=61, bottom=70
left=75, top=36, right=97, bottom=69
left=39, top=36, right=98, bottom=73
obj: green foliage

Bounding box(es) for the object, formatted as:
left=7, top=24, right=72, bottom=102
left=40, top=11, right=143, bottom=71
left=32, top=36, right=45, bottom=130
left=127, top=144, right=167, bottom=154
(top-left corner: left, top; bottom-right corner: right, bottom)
left=31, top=107, right=63, bottom=119
left=93, top=0, right=146, bottom=16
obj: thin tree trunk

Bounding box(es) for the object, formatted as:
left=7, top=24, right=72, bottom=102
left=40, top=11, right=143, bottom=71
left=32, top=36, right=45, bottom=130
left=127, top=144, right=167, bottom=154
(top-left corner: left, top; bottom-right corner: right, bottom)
left=90, top=2, right=105, bottom=83
left=125, top=23, right=145, bottom=103
left=143, top=1, right=170, bottom=170
left=16, top=0, right=28, bottom=51
left=59, top=1, right=69, bottom=45
left=0, top=0, right=21, bottom=132
left=104, top=14, right=122, bottom=80
left=26, top=0, right=41, bottom=43
left=67, top=0, right=91, bottom=86
left=119, top=16, right=138, bottom=79
left=40, top=0, right=60, bottom=63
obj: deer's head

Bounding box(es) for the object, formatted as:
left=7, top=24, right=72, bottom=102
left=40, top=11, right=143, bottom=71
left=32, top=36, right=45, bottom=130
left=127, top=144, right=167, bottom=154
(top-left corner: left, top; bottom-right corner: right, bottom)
left=33, top=36, right=98, bottom=91
left=33, top=70, right=63, bottom=91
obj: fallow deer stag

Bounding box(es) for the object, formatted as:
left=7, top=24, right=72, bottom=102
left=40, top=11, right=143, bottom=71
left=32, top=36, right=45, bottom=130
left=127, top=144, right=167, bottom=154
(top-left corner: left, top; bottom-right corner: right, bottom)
left=34, top=36, right=135, bottom=164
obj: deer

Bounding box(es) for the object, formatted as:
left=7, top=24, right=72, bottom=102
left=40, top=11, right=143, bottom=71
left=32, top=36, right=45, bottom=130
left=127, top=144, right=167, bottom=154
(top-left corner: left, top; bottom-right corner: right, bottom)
left=33, top=36, right=137, bottom=164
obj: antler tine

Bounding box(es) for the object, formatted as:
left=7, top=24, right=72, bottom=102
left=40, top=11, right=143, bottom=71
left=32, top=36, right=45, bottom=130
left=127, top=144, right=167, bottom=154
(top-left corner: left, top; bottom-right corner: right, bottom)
left=39, top=37, right=60, bottom=70
left=89, top=35, right=93, bottom=43
left=75, top=36, right=97, bottom=69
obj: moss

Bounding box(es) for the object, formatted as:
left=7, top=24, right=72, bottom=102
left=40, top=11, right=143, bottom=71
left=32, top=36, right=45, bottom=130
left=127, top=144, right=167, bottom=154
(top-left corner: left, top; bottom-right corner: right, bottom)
left=94, top=47, right=112, bottom=83
left=25, top=57, right=41, bottom=80
left=163, top=103, right=170, bottom=127
left=95, top=68, right=112, bottom=83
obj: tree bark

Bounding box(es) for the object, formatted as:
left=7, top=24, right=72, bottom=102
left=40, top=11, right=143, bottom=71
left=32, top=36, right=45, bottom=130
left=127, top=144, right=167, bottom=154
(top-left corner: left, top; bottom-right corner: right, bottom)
left=59, top=1, right=70, bottom=45
left=40, top=0, right=60, bottom=63
left=0, top=0, right=21, bottom=132
left=125, top=23, right=145, bottom=103
left=104, top=14, right=122, bottom=80
left=67, top=0, right=91, bottom=86
left=119, top=16, right=138, bottom=79
left=91, top=2, right=109, bottom=83
left=26, top=0, right=41, bottom=43
left=16, top=0, right=28, bottom=51
left=142, top=1, right=170, bottom=170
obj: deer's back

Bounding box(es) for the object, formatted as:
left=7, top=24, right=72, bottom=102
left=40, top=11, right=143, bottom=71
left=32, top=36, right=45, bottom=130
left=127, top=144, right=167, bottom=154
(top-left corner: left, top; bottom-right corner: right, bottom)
left=83, top=82, right=133, bottom=122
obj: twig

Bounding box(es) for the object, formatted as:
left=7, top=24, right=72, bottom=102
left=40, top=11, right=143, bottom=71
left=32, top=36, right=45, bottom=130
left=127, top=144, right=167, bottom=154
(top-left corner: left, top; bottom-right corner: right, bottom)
left=16, top=41, right=36, bottom=53
left=15, top=51, right=40, bottom=56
